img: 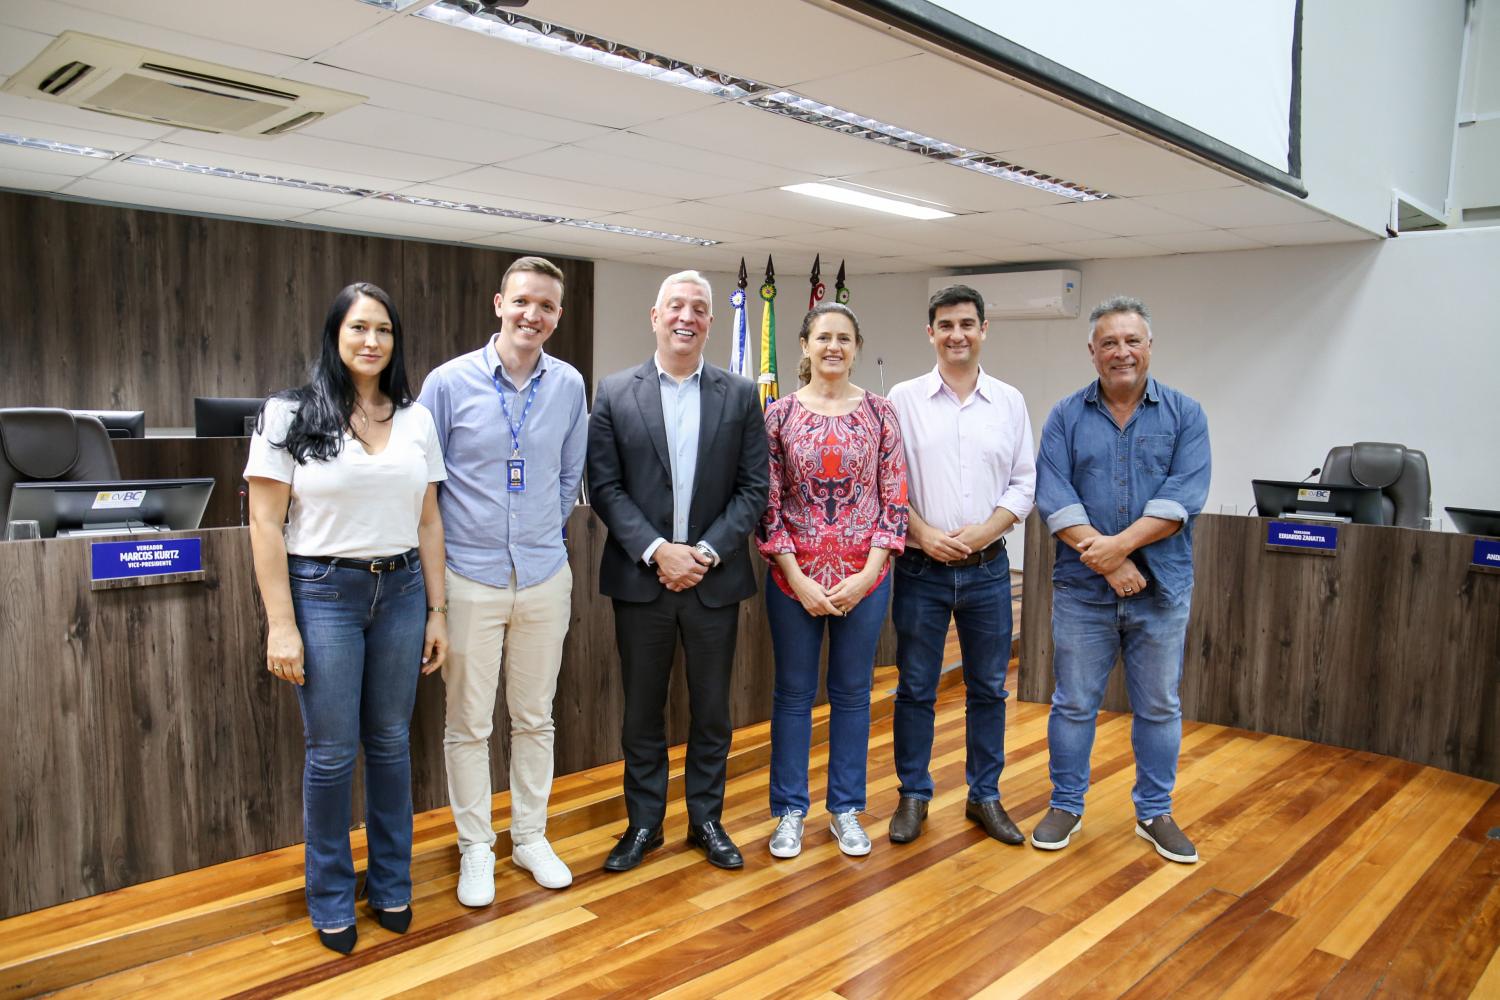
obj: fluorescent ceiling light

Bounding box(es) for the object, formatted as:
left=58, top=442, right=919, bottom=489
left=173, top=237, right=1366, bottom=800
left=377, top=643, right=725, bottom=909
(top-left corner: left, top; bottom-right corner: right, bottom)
left=0, top=131, right=120, bottom=159
left=121, top=155, right=380, bottom=197
left=401, top=3, right=1112, bottom=203
left=782, top=182, right=954, bottom=221
left=416, top=2, right=764, bottom=100
left=379, top=193, right=719, bottom=245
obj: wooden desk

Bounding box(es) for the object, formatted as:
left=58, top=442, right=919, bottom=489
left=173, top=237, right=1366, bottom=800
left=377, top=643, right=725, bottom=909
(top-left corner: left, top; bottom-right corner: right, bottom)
left=1020, top=513, right=1500, bottom=783
left=112, top=436, right=251, bottom=528
left=1, top=507, right=891, bottom=918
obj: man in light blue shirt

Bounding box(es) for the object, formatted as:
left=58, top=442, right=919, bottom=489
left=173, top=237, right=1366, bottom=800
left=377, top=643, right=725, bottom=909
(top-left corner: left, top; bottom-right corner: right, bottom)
left=1032, top=295, right=1210, bottom=866
left=418, top=256, right=588, bottom=902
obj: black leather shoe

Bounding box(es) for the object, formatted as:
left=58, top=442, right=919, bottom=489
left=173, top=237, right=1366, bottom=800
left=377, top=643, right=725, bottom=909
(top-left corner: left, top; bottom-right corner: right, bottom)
left=686, top=821, right=744, bottom=869
left=603, top=825, right=664, bottom=872
left=888, top=796, right=929, bottom=844
left=966, top=799, right=1024, bottom=845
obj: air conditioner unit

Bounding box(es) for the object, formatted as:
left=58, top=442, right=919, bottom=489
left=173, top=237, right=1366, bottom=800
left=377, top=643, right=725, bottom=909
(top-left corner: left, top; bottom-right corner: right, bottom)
left=930, top=270, right=1082, bottom=320
left=1, top=32, right=364, bottom=138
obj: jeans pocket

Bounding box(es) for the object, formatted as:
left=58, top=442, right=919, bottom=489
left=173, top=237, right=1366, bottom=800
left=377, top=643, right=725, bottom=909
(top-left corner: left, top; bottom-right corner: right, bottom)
left=895, top=553, right=928, bottom=579
left=398, top=557, right=425, bottom=595
left=288, top=558, right=335, bottom=583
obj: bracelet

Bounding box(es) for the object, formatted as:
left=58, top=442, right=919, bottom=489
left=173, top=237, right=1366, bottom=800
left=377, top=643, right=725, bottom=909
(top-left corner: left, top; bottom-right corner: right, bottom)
left=427, top=604, right=448, bottom=615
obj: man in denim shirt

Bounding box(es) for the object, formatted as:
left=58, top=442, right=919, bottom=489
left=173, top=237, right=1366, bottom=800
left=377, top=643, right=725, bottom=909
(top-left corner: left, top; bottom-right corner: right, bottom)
left=1031, top=296, right=1210, bottom=864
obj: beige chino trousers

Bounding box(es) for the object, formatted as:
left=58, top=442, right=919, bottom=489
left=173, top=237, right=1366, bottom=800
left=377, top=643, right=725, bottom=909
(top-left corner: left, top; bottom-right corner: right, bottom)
left=443, top=563, right=572, bottom=850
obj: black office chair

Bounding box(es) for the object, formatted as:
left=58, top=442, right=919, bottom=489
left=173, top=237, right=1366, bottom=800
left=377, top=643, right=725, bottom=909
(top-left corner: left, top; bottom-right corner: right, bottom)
left=1319, top=441, right=1430, bottom=528
left=0, top=408, right=121, bottom=518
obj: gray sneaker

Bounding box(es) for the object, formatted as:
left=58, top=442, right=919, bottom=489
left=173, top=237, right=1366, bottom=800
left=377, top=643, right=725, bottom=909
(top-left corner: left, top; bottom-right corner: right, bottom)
left=1136, top=814, right=1198, bottom=863
left=769, top=811, right=805, bottom=858
left=1030, top=808, right=1082, bottom=851
left=829, top=811, right=872, bottom=856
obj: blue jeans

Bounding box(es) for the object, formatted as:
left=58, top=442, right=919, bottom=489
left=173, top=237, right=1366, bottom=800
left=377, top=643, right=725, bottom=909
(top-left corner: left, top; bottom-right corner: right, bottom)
left=1047, top=587, right=1191, bottom=820
left=891, top=548, right=1013, bottom=803
left=765, top=573, right=891, bottom=816
left=288, top=553, right=426, bottom=929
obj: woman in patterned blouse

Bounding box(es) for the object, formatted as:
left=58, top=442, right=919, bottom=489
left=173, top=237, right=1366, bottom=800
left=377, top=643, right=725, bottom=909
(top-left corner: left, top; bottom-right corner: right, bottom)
left=757, top=302, right=909, bottom=859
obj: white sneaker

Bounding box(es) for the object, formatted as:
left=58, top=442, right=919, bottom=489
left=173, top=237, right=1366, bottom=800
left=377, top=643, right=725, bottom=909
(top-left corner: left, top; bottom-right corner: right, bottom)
left=456, top=844, right=496, bottom=907
left=830, top=811, right=872, bottom=856
left=512, top=839, right=573, bottom=889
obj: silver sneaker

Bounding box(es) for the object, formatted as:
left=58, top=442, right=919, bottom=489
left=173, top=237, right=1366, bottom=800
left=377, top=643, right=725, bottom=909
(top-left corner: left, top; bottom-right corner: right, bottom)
left=769, top=811, right=805, bottom=858
left=829, top=811, right=872, bottom=856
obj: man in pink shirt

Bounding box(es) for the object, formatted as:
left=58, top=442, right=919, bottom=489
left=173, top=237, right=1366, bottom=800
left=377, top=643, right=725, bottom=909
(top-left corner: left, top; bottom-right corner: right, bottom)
left=886, top=284, right=1036, bottom=845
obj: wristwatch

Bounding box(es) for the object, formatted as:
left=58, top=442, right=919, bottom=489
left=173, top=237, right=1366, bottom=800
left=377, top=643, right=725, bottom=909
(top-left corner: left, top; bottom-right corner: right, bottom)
left=694, top=541, right=718, bottom=566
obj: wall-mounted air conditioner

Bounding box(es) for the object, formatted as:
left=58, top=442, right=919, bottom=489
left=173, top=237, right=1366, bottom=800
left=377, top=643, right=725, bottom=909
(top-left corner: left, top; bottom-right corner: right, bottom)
left=930, top=270, right=1082, bottom=320
left=1, top=32, right=364, bottom=138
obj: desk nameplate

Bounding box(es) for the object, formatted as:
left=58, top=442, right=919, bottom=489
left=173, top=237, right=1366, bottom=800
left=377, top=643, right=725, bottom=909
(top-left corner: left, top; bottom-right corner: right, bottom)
left=1265, top=520, right=1339, bottom=556
left=1473, top=538, right=1500, bottom=575
left=89, top=538, right=205, bottom=590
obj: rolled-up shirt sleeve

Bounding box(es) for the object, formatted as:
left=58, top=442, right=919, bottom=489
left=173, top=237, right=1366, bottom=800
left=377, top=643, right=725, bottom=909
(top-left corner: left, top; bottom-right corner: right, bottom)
left=1036, top=403, right=1092, bottom=535
left=1144, top=399, right=1210, bottom=523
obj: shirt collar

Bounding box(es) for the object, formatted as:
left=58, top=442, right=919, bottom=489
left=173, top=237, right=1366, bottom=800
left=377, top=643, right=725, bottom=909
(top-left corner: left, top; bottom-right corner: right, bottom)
left=654, top=352, right=704, bottom=384
left=1084, top=375, right=1160, bottom=404
left=483, top=335, right=549, bottom=387
left=925, top=364, right=991, bottom=402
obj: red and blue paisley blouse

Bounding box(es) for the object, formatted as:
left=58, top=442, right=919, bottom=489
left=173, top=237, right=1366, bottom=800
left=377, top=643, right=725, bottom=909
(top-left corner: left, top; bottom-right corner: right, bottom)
left=757, top=392, right=909, bottom=598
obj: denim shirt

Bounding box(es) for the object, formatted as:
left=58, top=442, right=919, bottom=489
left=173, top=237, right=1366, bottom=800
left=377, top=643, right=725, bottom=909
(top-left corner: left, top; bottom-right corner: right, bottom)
left=1035, top=377, right=1210, bottom=606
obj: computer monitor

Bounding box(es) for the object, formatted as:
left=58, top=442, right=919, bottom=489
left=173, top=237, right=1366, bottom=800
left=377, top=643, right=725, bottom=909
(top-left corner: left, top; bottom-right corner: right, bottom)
left=6, top=478, right=214, bottom=538
left=194, top=397, right=264, bottom=437
left=1251, top=479, right=1385, bottom=525
left=71, top=409, right=145, bottom=439
left=1445, top=507, right=1500, bottom=538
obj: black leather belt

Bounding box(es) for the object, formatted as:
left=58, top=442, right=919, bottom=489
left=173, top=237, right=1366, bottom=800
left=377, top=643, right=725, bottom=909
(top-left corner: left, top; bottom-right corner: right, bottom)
left=298, top=549, right=419, bottom=573
left=903, top=538, right=1005, bottom=569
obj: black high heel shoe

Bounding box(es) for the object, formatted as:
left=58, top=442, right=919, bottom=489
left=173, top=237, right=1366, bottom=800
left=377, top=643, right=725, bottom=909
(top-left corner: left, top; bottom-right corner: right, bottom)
left=370, top=904, right=413, bottom=934
left=317, top=925, right=357, bottom=954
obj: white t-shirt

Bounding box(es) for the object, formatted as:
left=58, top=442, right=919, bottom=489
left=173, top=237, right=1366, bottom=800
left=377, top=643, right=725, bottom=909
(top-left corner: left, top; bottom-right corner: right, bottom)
left=244, top=397, right=447, bottom=559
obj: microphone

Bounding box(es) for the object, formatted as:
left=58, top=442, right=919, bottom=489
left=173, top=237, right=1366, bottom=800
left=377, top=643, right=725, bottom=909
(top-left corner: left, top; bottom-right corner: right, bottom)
left=1299, top=467, right=1322, bottom=483
left=238, top=485, right=248, bottom=526
left=876, top=357, right=886, bottom=394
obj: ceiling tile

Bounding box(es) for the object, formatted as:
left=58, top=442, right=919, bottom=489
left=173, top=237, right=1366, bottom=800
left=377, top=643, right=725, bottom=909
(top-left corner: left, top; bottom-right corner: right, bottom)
left=317, top=15, right=718, bottom=130
left=84, top=158, right=365, bottom=210
left=287, top=63, right=612, bottom=145
left=520, top=0, right=922, bottom=87
left=298, top=104, right=555, bottom=166
left=432, top=165, right=674, bottom=213
left=858, top=257, right=950, bottom=274
left=902, top=249, right=1016, bottom=269
left=840, top=160, right=1066, bottom=214
left=943, top=209, right=1114, bottom=245
left=795, top=52, right=1117, bottom=154
left=631, top=102, right=927, bottom=177
left=397, top=181, right=615, bottom=222
left=137, top=139, right=413, bottom=192
left=1048, top=237, right=1167, bottom=260
left=53, top=0, right=388, bottom=59
left=0, top=143, right=116, bottom=177
left=1133, top=229, right=1268, bottom=253
left=0, top=25, right=52, bottom=77
left=498, top=146, right=764, bottom=201
left=152, top=131, right=475, bottom=185
left=0, top=91, right=175, bottom=142
left=0, top=112, right=155, bottom=155
left=996, top=134, right=1241, bottom=197
left=1136, top=186, right=1331, bottom=228
left=575, top=131, right=813, bottom=189
left=0, top=0, right=304, bottom=76
left=1235, top=219, right=1377, bottom=246
left=1029, top=198, right=1210, bottom=237
left=307, top=193, right=545, bottom=234
left=62, top=176, right=314, bottom=220
left=466, top=228, right=599, bottom=259
left=292, top=208, right=488, bottom=245
left=591, top=212, right=758, bottom=245
left=703, top=187, right=943, bottom=229
left=845, top=219, right=1026, bottom=253
left=787, top=228, right=951, bottom=259
left=984, top=245, right=1072, bottom=264
left=0, top=163, right=76, bottom=191
left=638, top=199, right=829, bottom=239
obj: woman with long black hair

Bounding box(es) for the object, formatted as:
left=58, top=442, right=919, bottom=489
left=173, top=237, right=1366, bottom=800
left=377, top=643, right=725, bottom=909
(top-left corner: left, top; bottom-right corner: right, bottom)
left=245, top=282, right=448, bottom=954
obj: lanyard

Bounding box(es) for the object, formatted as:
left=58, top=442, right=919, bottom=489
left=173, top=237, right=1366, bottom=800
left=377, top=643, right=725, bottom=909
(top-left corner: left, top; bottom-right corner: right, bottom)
left=492, top=368, right=542, bottom=458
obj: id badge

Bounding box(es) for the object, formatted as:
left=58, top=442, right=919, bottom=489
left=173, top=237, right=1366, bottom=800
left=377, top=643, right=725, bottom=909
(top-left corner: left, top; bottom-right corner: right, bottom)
left=506, top=458, right=526, bottom=492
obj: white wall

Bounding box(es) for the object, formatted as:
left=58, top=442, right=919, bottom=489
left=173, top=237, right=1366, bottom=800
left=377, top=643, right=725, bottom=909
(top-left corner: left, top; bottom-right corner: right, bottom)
left=1300, top=0, right=1468, bottom=230
left=1457, top=0, right=1500, bottom=216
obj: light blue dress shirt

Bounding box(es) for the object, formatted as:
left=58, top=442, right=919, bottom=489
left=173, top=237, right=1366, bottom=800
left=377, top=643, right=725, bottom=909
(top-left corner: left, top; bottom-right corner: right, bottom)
left=1035, top=376, right=1211, bottom=606
left=418, top=338, right=588, bottom=590
left=642, top=354, right=704, bottom=563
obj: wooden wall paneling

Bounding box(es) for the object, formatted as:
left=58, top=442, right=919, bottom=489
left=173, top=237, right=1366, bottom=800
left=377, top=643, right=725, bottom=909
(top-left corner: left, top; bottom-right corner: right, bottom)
left=0, top=192, right=595, bottom=424
left=112, top=437, right=252, bottom=528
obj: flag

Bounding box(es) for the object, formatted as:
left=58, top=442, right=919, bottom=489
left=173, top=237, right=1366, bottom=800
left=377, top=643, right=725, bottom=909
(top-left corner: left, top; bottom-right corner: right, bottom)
left=808, top=253, right=825, bottom=312
left=728, top=257, right=752, bottom=379
left=835, top=259, right=850, bottom=304
left=757, top=255, right=779, bottom=409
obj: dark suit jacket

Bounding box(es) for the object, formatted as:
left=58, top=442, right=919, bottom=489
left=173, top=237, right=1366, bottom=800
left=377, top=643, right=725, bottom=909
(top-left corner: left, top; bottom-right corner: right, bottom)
left=587, top=359, right=769, bottom=608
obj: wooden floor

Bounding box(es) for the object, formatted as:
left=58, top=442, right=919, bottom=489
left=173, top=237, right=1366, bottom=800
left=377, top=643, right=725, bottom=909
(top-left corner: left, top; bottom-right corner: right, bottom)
left=5, top=632, right=1500, bottom=998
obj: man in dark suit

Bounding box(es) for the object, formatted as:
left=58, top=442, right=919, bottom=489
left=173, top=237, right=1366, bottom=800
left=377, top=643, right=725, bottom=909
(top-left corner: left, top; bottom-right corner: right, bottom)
left=587, top=270, right=770, bottom=872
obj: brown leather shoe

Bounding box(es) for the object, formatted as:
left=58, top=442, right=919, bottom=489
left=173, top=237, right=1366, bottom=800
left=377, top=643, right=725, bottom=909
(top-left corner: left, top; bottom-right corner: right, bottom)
left=966, top=799, right=1024, bottom=845
left=888, top=796, right=928, bottom=843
